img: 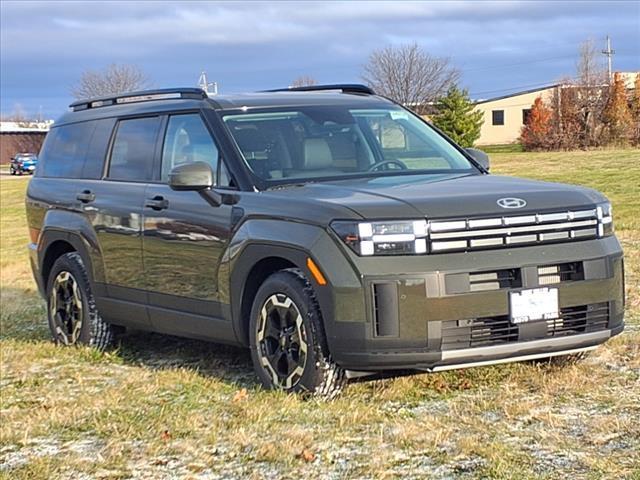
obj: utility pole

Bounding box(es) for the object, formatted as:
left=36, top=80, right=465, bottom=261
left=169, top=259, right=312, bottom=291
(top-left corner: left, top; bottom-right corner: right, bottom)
left=198, top=71, right=218, bottom=95
left=601, top=35, right=615, bottom=84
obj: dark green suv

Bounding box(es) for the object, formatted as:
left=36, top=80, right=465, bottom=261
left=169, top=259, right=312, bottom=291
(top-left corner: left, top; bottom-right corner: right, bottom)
left=26, top=85, right=624, bottom=397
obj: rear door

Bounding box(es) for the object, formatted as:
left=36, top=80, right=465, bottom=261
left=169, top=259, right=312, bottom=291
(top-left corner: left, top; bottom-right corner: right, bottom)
left=142, top=112, right=236, bottom=341
left=91, top=115, right=162, bottom=327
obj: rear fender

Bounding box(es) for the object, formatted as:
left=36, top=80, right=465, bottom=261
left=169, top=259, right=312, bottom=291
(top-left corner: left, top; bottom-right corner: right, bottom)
left=39, top=209, right=105, bottom=287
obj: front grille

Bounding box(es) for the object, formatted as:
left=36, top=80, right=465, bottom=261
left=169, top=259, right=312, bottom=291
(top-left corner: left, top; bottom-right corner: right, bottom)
left=429, top=208, right=600, bottom=253
left=441, top=302, right=609, bottom=350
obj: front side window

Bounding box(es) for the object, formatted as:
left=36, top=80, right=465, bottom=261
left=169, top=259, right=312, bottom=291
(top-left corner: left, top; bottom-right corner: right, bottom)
left=108, top=117, right=160, bottom=182
left=161, top=114, right=219, bottom=183
left=223, top=106, right=477, bottom=185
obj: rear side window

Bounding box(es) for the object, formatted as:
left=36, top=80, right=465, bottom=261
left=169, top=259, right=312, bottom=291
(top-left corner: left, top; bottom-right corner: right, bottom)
left=83, top=118, right=116, bottom=179
left=108, top=117, right=161, bottom=182
left=38, top=122, right=95, bottom=178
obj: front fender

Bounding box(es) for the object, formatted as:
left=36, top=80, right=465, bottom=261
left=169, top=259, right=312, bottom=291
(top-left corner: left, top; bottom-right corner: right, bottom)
left=225, top=218, right=364, bottom=349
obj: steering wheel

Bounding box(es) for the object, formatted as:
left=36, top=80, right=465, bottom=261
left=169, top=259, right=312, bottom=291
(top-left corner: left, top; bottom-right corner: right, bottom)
left=367, top=159, right=408, bottom=172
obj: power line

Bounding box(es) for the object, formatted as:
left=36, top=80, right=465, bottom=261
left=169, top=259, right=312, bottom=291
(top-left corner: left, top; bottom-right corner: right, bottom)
left=469, top=79, right=571, bottom=98
left=462, top=54, right=576, bottom=73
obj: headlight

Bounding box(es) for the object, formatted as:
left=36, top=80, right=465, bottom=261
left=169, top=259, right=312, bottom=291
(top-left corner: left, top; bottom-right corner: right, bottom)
left=331, top=220, right=428, bottom=256
left=597, top=202, right=614, bottom=237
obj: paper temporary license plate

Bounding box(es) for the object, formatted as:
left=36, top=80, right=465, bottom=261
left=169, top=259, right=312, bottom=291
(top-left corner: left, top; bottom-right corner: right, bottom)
left=509, top=287, right=559, bottom=324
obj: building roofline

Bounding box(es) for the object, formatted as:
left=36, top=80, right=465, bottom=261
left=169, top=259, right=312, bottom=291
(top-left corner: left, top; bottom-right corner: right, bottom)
left=474, top=84, right=560, bottom=105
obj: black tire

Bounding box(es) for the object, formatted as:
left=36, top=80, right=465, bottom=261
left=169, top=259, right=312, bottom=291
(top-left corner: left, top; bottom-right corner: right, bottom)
left=46, top=252, right=116, bottom=350
left=249, top=268, right=345, bottom=398
left=10, top=167, right=16, bottom=175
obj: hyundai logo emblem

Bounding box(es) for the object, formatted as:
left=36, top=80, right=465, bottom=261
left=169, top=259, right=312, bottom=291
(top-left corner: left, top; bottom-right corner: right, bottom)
left=497, top=197, right=527, bottom=209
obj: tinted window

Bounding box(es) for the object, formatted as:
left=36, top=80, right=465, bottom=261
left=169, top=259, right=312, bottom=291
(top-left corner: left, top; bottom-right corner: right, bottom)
left=38, top=122, right=95, bottom=178
left=223, top=107, right=476, bottom=183
left=492, top=110, right=505, bottom=126
left=108, top=117, right=160, bottom=181
left=83, top=118, right=115, bottom=179
left=161, top=114, right=218, bottom=182
left=522, top=108, right=532, bottom=125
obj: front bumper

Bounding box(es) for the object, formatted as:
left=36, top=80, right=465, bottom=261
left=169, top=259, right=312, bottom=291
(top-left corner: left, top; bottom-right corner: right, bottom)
left=323, top=236, right=625, bottom=371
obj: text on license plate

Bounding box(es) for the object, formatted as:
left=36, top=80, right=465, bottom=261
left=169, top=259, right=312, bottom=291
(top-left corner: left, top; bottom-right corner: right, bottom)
left=509, top=287, right=559, bottom=324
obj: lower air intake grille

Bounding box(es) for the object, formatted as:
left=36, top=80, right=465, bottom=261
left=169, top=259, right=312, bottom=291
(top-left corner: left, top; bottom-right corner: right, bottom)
left=469, top=268, right=522, bottom=291
left=441, top=302, right=609, bottom=350
left=538, top=262, right=584, bottom=285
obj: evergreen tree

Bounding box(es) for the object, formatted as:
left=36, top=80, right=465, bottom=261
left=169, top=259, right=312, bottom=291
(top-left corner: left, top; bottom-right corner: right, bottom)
left=603, top=73, right=633, bottom=145
left=432, top=85, right=484, bottom=148
left=520, top=96, right=553, bottom=151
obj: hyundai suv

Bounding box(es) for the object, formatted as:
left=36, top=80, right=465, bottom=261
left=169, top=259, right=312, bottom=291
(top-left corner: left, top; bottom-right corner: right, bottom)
left=26, top=85, right=624, bottom=397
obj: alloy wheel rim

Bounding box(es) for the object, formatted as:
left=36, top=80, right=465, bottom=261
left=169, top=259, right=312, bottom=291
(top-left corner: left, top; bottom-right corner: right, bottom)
left=49, top=271, right=83, bottom=345
left=257, top=293, right=308, bottom=389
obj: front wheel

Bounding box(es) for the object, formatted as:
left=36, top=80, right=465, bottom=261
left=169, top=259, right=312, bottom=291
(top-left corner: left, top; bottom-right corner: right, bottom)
left=46, top=252, right=117, bottom=350
left=9, top=167, right=16, bottom=175
left=249, top=269, right=345, bottom=398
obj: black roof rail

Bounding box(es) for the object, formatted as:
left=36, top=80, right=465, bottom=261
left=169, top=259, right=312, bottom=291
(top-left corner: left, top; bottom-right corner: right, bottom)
left=262, top=84, right=375, bottom=95
left=69, top=88, right=208, bottom=112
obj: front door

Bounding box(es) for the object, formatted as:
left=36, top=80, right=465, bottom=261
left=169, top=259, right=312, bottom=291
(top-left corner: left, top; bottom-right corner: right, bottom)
left=142, top=112, right=234, bottom=341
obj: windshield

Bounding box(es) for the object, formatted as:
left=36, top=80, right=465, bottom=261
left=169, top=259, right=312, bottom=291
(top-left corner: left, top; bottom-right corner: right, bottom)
left=223, top=105, right=478, bottom=184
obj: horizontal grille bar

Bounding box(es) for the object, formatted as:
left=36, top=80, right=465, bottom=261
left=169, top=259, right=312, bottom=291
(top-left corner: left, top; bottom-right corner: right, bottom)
left=428, top=208, right=600, bottom=253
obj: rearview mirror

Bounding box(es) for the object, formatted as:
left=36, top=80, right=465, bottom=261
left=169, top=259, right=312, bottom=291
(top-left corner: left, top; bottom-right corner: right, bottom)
left=169, top=161, right=214, bottom=191
left=465, top=148, right=490, bottom=171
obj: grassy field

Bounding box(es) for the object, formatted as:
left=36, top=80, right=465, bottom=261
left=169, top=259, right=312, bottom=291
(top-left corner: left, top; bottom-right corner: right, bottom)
left=1, top=149, right=639, bottom=479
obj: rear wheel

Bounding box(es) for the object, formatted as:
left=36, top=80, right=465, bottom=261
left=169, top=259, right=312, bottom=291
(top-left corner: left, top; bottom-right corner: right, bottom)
left=249, top=269, right=345, bottom=398
left=9, top=166, right=16, bottom=175
left=46, top=252, right=117, bottom=350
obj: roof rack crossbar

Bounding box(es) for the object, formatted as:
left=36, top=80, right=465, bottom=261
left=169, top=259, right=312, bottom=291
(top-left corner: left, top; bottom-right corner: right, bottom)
left=262, top=84, right=375, bottom=95
left=69, top=88, right=208, bottom=112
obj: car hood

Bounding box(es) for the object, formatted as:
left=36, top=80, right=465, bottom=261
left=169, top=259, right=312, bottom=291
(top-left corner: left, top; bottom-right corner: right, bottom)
left=272, top=173, right=607, bottom=220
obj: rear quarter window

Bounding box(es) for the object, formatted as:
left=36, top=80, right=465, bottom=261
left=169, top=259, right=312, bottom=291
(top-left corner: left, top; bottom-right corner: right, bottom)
left=38, top=123, right=94, bottom=178
left=37, top=119, right=115, bottom=179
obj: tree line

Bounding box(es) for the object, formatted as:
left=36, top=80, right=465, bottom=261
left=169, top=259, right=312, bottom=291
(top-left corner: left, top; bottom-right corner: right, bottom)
left=6, top=39, right=637, bottom=151
left=520, top=38, right=640, bottom=150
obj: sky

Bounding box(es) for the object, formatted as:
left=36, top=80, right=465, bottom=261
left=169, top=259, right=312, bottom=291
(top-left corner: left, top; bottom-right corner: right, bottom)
left=1, top=0, right=639, bottom=120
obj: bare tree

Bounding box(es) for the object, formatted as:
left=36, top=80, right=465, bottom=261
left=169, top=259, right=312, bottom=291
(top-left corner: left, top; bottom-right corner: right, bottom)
left=291, top=76, right=318, bottom=88
left=571, top=39, right=609, bottom=147
left=576, top=38, right=607, bottom=87
left=70, top=63, right=150, bottom=100
left=1, top=104, right=29, bottom=125
left=361, top=43, right=460, bottom=113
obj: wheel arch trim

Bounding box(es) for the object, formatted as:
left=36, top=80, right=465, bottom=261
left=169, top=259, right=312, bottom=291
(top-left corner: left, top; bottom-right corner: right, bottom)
left=39, top=209, right=105, bottom=287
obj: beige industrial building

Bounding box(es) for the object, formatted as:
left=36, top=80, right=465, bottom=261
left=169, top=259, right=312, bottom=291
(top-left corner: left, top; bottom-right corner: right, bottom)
left=473, top=71, right=639, bottom=146
left=474, top=85, right=558, bottom=146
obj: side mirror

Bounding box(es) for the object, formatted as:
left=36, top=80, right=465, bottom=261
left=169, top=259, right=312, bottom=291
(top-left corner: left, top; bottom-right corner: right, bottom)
left=169, top=161, right=214, bottom=191
left=465, top=148, right=490, bottom=171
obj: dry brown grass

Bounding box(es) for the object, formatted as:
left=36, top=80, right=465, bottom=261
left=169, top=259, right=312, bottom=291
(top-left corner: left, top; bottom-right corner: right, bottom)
left=1, top=149, right=639, bottom=479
